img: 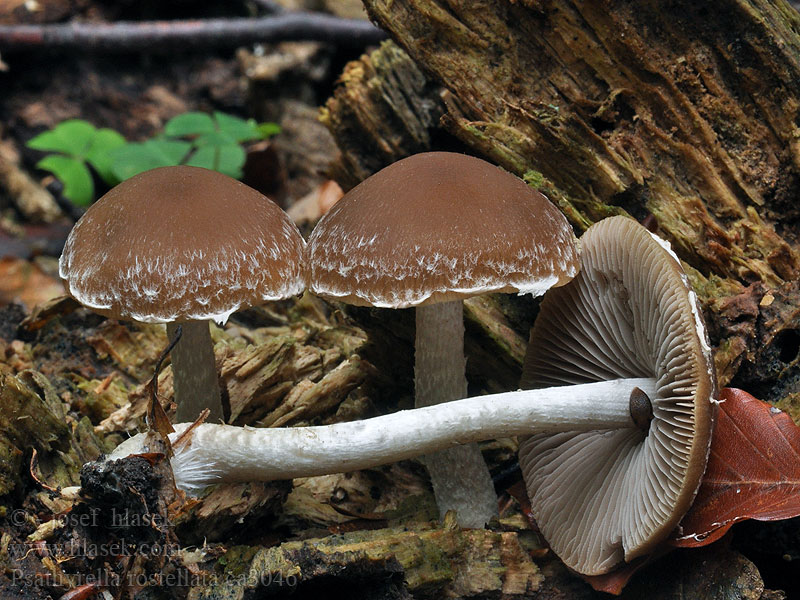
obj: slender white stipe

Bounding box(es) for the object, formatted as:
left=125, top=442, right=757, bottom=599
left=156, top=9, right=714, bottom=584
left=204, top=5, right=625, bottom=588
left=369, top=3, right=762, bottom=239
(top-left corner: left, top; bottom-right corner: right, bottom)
left=108, top=377, right=655, bottom=494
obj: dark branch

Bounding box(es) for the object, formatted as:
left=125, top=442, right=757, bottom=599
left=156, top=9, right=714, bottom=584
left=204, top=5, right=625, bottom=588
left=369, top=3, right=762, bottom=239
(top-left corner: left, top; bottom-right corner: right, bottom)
left=0, top=13, right=387, bottom=52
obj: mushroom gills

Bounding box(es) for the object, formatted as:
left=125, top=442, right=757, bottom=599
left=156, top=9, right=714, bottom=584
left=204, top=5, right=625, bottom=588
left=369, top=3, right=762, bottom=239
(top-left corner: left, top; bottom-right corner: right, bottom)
left=518, top=216, right=717, bottom=576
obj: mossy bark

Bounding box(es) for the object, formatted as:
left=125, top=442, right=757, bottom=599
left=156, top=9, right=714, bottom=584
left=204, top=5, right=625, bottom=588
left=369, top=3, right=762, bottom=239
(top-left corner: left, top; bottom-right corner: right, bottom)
left=190, top=520, right=542, bottom=599
left=323, top=0, right=800, bottom=404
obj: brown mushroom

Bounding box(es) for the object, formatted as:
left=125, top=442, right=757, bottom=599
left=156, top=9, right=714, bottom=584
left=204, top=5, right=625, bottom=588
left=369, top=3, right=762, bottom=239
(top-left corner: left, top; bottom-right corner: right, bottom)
left=104, top=217, right=715, bottom=579
left=308, top=151, right=578, bottom=527
left=59, top=166, right=306, bottom=422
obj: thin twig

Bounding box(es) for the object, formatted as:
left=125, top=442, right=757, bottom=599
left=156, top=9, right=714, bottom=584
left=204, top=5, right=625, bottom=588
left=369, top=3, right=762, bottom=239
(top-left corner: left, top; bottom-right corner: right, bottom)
left=146, top=324, right=182, bottom=446
left=150, top=324, right=182, bottom=410
left=0, top=13, right=387, bottom=52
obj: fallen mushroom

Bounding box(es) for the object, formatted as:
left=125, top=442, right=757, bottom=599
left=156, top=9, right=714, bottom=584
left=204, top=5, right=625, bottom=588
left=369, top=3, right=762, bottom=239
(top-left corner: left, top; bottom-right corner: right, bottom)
left=306, top=151, right=579, bottom=527
left=59, top=165, right=306, bottom=423
left=519, top=216, right=717, bottom=575
left=102, top=216, right=715, bottom=578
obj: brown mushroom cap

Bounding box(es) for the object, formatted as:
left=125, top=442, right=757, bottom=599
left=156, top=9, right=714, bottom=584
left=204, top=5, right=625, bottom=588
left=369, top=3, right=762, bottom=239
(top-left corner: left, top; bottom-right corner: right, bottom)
left=59, top=166, right=306, bottom=323
left=308, top=152, right=578, bottom=308
left=519, top=216, right=717, bottom=575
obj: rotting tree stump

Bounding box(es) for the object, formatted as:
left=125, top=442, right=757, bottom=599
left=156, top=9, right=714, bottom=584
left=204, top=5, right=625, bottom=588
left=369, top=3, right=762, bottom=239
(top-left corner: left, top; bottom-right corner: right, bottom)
left=323, top=0, right=800, bottom=408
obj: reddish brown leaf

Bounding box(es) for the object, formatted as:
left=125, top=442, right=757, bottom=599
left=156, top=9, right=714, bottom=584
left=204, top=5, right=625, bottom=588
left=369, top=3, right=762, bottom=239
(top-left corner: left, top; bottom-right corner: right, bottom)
left=579, top=556, right=650, bottom=595
left=672, top=387, right=800, bottom=547
left=503, top=387, right=800, bottom=593
left=0, top=255, right=65, bottom=310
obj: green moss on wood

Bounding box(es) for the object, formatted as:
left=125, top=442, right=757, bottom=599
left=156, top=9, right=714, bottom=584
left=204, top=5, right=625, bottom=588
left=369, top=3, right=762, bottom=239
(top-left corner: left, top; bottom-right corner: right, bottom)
left=194, top=524, right=541, bottom=599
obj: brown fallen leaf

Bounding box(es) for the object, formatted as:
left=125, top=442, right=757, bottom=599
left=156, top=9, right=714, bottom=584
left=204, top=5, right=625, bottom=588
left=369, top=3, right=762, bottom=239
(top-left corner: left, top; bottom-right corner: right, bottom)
left=672, top=387, right=800, bottom=548
left=286, top=179, right=344, bottom=225
left=0, top=256, right=64, bottom=310
left=20, top=295, right=81, bottom=331
left=584, top=387, right=800, bottom=593
left=580, top=556, right=651, bottom=596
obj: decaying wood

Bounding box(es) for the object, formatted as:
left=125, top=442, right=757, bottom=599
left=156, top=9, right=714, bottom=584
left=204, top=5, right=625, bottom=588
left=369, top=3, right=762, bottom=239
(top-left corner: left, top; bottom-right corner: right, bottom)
left=173, top=481, right=291, bottom=545
left=323, top=1, right=800, bottom=406
left=0, top=370, right=104, bottom=496
left=93, top=304, right=377, bottom=433
left=85, top=294, right=531, bottom=438
left=0, top=139, right=61, bottom=223
left=321, top=40, right=446, bottom=190
left=189, top=519, right=543, bottom=599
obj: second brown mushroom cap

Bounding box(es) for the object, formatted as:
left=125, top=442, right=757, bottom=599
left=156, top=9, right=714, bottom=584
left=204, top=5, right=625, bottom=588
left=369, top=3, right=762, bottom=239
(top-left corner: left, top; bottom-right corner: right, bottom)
left=308, top=152, right=578, bottom=307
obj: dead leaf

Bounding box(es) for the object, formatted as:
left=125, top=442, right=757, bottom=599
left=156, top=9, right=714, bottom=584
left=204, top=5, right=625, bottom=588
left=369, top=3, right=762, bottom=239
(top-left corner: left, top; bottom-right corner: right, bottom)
left=0, top=256, right=64, bottom=311
left=580, top=556, right=650, bottom=595
left=20, top=295, right=81, bottom=331
left=286, top=179, right=343, bottom=225
left=672, top=387, right=800, bottom=547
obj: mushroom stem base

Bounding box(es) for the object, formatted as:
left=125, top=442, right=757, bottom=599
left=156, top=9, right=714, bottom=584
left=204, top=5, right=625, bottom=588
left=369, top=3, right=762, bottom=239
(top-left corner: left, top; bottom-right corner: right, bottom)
left=107, top=376, right=656, bottom=494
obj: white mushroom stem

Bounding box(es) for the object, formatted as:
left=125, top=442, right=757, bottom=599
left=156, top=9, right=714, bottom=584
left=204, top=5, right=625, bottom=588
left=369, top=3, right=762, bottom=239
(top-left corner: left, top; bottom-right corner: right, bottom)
left=415, top=300, right=498, bottom=527
left=167, top=320, right=224, bottom=423
left=108, top=377, right=657, bottom=496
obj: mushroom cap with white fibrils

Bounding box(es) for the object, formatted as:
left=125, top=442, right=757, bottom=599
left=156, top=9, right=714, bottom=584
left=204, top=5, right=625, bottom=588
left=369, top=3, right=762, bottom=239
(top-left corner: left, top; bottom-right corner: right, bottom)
left=519, top=216, right=717, bottom=576
left=59, top=166, right=306, bottom=324
left=308, top=152, right=579, bottom=308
